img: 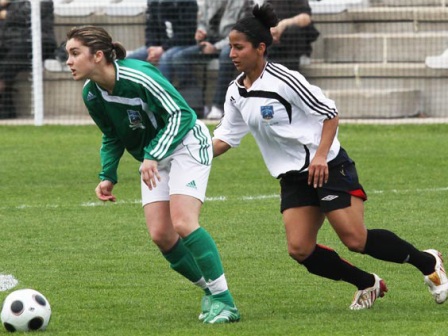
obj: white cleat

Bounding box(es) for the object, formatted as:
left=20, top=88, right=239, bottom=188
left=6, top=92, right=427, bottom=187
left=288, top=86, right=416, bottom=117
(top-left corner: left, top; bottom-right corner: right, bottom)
left=424, top=249, right=448, bottom=304
left=350, top=274, right=388, bottom=310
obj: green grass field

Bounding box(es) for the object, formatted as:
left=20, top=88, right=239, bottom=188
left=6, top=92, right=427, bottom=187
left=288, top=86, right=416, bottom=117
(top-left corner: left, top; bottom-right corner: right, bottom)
left=0, top=124, right=447, bottom=335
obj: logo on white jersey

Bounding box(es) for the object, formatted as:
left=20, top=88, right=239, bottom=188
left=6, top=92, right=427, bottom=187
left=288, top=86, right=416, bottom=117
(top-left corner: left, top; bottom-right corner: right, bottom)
left=260, top=105, right=274, bottom=120
left=127, top=110, right=145, bottom=130
left=321, top=195, right=339, bottom=201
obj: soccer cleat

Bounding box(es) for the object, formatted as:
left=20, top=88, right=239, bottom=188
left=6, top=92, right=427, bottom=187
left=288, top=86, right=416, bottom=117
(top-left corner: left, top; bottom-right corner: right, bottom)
left=423, top=249, right=448, bottom=304
left=203, top=300, right=240, bottom=324
left=198, top=295, right=212, bottom=321
left=349, top=274, right=388, bottom=310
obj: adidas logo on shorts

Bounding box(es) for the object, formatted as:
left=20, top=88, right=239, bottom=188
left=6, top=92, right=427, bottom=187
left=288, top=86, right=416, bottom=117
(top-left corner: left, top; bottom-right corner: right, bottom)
left=186, top=180, right=197, bottom=189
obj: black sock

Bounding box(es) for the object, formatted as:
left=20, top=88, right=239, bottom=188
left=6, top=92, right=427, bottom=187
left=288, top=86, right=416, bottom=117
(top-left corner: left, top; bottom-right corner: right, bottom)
left=364, top=229, right=436, bottom=275
left=301, top=244, right=374, bottom=289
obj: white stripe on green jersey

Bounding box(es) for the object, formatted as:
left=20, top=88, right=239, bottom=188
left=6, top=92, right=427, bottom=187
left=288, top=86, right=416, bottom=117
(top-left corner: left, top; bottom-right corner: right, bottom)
left=82, top=59, right=197, bottom=183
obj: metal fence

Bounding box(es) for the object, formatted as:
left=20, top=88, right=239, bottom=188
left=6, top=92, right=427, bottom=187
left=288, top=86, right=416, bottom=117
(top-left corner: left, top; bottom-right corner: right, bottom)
left=1, top=0, right=448, bottom=125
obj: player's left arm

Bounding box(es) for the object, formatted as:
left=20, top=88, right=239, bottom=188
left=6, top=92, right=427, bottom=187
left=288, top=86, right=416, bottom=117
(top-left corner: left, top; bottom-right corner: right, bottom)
left=142, top=77, right=195, bottom=162
left=308, top=116, right=339, bottom=188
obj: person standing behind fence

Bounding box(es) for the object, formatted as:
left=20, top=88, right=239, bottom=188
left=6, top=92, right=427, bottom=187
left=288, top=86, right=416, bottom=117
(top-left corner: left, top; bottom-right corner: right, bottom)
left=0, top=0, right=56, bottom=119
left=171, top=0, right=250, bottom=120
left=65, top=25, right=240, bottom=324
left=212, top=2, right=448, bottom=310
left=267, top=0, right=319, bottom=69
left=127, top=0, right=198, bottom=84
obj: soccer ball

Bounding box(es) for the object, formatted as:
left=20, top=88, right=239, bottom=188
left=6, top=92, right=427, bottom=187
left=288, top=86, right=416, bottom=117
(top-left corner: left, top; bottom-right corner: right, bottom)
left=1, top=289, right=51, bottom=332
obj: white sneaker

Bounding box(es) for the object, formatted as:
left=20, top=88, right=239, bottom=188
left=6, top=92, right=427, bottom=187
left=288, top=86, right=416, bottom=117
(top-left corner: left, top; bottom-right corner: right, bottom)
left=425, top=49, right=448, bottom=69
left=299, top=55, right=311, bottom=66
left=350, top=274, right=388, bottom=310
left=206, top=106, right=224, bottom=120
left=424, top=249, right=448, bottom=304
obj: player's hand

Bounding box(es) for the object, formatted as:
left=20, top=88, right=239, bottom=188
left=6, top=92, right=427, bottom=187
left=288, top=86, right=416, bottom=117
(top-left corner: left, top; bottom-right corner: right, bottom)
left=95, top=180, right=116, bottom=202
left=307, top=155, right=329, bottom=188
left=140, top=159, right=161, bottom=190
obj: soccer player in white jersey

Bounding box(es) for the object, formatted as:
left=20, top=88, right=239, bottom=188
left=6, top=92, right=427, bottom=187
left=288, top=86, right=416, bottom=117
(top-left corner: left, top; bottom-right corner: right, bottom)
left=65, top=26, right=239, bottom=324
left=212, top=3, right=448, bottom=310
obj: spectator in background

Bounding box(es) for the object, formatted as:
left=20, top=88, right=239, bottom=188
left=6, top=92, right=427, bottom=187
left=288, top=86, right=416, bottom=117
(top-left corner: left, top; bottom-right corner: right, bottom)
left=172, top=0, right=250, bottom=120
left=0, top=1, right=8, bottom=29
left=0, top=0, right=56, bottom=119
left=267, top=0, right=319, bottom=70
left=127, top=0, right=198, bottom=84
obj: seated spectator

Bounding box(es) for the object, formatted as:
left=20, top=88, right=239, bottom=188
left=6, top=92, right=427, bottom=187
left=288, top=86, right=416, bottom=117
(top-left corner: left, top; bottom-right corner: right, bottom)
left=425, top=49, right=448, bottom=69
left=0, top=0, right=56, bottom=119
left=267, top=0, right=319, bottom=70
left=171, top=0, right=251, bottom=120
left=0, top=0, right=8, bottom=29
left=127, top=0, right=198, bottom=84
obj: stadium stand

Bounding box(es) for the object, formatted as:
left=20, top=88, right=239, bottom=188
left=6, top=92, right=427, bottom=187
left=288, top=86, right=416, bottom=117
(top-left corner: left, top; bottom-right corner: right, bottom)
left=105, top=0, right=147, bottom=16
left=309, top=0, right=369, bottom=14
left=54, top=0, right=118, bottom=16
left=7, top=0, right=448, bottom=122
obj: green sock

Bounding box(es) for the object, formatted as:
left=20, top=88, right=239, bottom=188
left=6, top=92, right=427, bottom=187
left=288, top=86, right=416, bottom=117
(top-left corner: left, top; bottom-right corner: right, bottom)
left=162, top=238, right=206, bottom=289
left=183, top=227, right=235, bottom=306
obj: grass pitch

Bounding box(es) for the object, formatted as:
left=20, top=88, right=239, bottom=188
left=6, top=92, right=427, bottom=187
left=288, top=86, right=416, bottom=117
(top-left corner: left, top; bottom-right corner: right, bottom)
left=0, top=124, right=447, bottom=335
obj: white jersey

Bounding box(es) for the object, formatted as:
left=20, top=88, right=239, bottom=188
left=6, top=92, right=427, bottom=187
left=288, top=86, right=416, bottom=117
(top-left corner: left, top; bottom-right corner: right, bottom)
left=213, top=62, right=341, bottom=178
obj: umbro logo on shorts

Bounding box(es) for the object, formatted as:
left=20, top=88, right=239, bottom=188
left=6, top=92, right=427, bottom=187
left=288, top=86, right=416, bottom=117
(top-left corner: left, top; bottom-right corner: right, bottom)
left=321, top=195, right=339, bottom=201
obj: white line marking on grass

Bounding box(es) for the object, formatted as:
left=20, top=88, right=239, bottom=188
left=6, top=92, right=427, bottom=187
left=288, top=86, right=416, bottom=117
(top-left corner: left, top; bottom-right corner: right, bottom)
left=242, top=194, right=278, bottom=201
left=0, top=274, right=18, bottom=292
left=369, top=187, right=448, bottom=194
left=4, top=187, right=448, bottom=210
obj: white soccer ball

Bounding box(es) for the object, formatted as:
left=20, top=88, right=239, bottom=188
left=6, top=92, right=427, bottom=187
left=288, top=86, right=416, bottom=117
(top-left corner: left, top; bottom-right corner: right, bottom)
left=1, top=289, right=51, bottom=332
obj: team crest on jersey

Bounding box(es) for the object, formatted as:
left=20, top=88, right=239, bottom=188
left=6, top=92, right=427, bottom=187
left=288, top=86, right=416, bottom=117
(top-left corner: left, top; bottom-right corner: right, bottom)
left=260, top=105, right=274, bottom=120
left=127, top=110, right=145, bottom=130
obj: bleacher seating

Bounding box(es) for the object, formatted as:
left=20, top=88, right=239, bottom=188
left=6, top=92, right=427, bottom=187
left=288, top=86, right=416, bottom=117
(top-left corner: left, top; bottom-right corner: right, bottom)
left=105, top=0, right=147, bottom=16
left=10, top=0, right=448, bottom=121
left=54, top=0, right=135, bottom=17
left=309, top=0, right=369, bottom=14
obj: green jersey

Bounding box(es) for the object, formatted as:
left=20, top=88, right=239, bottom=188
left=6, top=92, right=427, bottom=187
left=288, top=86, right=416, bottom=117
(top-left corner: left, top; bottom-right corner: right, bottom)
left=82, top=59, right=197, bottom=184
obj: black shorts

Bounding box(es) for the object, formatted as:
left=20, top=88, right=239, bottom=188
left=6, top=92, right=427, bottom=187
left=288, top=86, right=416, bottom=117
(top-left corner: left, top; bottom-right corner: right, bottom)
left=279, top=148, right=367, bottom=213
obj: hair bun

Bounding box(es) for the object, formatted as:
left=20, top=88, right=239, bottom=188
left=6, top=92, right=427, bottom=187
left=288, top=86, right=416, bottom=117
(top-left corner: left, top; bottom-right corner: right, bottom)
left=252, top=2, right=278, bottom=29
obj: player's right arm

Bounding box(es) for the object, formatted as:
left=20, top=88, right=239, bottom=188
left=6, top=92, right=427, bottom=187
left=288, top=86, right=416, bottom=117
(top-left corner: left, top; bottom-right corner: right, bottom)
left=83, top=85, right=125, bottom=185
left=95, top=180, right=116, bottom=202
left=212, top=139, right=231, bottom=157
left=212, top=85, right=249, bottom=157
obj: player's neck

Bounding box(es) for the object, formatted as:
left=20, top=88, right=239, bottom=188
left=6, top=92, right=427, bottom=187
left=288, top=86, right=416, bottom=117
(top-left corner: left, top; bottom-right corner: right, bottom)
left=92, top=63, right=116, bottom=94
left=243, top=60, right=266, bottom=89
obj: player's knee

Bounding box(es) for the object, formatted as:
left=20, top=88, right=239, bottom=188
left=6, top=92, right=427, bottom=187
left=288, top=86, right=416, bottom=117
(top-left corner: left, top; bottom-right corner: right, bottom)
left=343, top=237, right=366, bottom=253
left=150, top=229, right=176, bottom=251
left=288, top=245, right=312, bottom=263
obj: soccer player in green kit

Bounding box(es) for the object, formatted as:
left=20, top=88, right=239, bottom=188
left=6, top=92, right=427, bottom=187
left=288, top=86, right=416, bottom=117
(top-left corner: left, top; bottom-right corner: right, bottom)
left=65, top=26, right=240, bottom=324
